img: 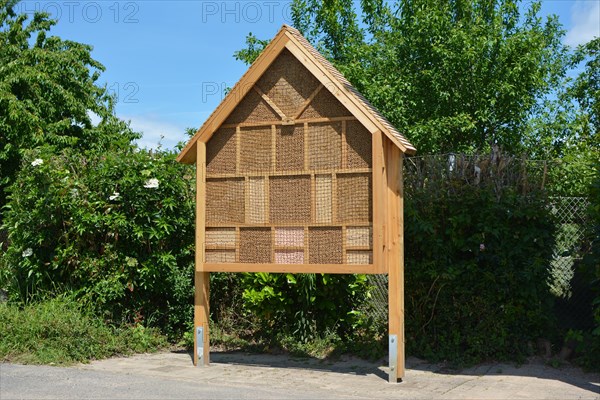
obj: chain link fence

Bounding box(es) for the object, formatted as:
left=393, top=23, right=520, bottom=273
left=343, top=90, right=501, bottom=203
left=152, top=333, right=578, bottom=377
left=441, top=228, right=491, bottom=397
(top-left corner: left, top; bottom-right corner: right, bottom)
left=363, top=156, right=594, bottom=333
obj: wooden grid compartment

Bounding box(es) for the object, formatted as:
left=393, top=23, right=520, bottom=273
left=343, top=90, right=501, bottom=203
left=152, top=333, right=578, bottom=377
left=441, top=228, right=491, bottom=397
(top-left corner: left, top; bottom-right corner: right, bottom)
left=346, top=251, right=372, bottom=265
left=309, top=227, right=342, bottom=264
left=256, top=49, right=321, bottom=118
left=240, top=228, right=272, bottom=263
left=206, top=250, right=236, bottom=263
left=346, top=120, right=372, bottom=169
left=275, top=250, right=304, bottom=264
left=315, top=175, right=332, bottom=223
left=207, top=127, right=236, bottom=174
left=240, top=126, right=272, bottom=173
left=275, top=227, right=304, bottom=247
left=337, top=173, right=372, bottom=223
left=308, top=122, right=342, bottom=170
left=276, top=125, right=304, bottom=171
left=248, top=177, right=266, bottom=224
left=269, top=176, right=311, bottom=224
left=299, top=88, right=351, bottom=119
left=224, top=88, right=280, bottom=125
left=346, top=227, right=372, bottom=248
left=206, top=178, right=245, bottom=224
left=206, top=228, right=236, bottom=247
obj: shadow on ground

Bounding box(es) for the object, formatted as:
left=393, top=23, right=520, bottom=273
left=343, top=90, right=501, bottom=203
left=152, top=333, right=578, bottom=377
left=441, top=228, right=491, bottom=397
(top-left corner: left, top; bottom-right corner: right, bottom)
left=172, top=349, right=599, bottom=394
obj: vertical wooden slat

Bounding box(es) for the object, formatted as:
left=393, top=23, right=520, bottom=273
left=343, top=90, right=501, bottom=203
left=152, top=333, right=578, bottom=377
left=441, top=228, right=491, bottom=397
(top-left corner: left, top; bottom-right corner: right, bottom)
left=386, top=139, right=404, bottom=381
left=372, top=130, right=386, bottom=274
left=194, top=141, right=210, bottom=366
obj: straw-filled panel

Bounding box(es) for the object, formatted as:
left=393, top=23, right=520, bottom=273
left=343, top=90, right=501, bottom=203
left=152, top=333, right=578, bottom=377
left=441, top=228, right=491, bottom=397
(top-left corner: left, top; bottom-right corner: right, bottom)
left=204, top=46, right=377, bottom=267
left=309, top=122, right=342, bottom=170
left=224, top=89, right=280, bottom=125
left=337, top=173, right=372, bottom=223
left=240, top=127, right=272, bottom=173
left=206, top=127, right=236, bottom=174
left=276, top=125, right=304, bottom=171
left=270, top=175, right=311, bottom=224
left=256, top=49, right=321, bottom=118
left=239, top=228, right=272, bottom=263
left=206, top=178, right=245, bottom=224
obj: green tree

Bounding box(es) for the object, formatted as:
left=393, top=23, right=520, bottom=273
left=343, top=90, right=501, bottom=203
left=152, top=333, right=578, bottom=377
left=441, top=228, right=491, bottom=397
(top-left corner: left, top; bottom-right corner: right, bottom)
left=236, top=0, right=569, bottom=155
left=0, top=0, right=137, bottom=215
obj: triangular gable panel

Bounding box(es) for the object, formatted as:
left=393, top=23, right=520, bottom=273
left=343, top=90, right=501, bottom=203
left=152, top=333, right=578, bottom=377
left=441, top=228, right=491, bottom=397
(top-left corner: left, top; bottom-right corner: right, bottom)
left=255, top=49, right=321, bottom=118
left=177, top=25, right=415, bottom=165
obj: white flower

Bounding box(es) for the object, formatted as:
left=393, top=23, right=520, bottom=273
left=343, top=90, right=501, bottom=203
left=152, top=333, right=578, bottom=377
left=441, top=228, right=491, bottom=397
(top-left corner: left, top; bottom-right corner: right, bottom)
left=144, top=178, right=159, bottom=189
left=109, top=192, right=120, bottom=201
left=22, top=248, right=33, bottom=257
left=31, top=159, right=43, bottom=167
left=480, top=243, right=485, bottom=251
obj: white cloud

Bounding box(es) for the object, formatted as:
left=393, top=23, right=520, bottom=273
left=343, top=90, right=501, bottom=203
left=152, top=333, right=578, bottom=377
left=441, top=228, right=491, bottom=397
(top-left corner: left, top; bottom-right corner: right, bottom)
left=122, top=114, right=188, bottom=150
left=565, top=1, right=600, bottom=47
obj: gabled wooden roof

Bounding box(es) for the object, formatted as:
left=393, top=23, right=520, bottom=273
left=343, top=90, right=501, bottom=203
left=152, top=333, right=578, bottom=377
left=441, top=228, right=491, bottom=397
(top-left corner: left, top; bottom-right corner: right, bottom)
left=177, top=25, right=416, bottom=164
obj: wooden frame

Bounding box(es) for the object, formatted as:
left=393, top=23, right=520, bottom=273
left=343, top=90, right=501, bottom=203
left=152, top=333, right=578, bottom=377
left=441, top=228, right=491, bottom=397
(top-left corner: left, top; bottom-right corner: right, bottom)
left=179, top=24, right=414, bottom=382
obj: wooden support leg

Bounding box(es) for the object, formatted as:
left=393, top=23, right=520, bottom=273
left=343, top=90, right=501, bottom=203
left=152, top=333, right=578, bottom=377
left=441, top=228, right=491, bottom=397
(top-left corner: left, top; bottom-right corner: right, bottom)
left=387, top=144, right=405, bottom=383
left=194, top=271, right=210, bottom=366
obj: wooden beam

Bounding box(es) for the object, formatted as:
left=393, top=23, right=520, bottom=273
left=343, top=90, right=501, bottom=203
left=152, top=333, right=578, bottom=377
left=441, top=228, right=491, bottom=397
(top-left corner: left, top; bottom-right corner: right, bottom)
left=386, top=138, right=404, bottom=382
left=194, top=142, right=210, bottom=366
left=283, top=36, right=412, bottom=155
left=219, top=116, right=358, bottom=130
left=293, top=83, right=324, bottom=119
left=202, top=262, right=377, bottom=274
left=177, top=30, right=290, bottom=163
left=254, top=86, right=287, bottom=121
left=372, top=130, right=387, bottom=274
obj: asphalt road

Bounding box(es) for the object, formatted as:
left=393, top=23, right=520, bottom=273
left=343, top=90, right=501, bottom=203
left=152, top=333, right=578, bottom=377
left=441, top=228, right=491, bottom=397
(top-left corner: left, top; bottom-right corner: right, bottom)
left=1, top=351, right=599, bottom=399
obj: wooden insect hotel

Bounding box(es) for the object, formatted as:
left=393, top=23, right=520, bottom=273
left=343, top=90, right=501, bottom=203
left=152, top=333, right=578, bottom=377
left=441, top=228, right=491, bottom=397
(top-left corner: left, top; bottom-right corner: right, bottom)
left=177, top=25, right=416, bottom=382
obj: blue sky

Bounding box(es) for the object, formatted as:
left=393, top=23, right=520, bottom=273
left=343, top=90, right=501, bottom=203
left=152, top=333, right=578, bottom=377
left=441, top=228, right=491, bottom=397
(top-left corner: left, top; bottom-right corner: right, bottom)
left=15, top=0, right=600, bottom=150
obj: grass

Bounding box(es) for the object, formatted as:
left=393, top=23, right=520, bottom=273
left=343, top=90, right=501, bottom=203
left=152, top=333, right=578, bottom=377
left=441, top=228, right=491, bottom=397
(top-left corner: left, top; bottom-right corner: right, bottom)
left=0, top=296, right=167, bottom=365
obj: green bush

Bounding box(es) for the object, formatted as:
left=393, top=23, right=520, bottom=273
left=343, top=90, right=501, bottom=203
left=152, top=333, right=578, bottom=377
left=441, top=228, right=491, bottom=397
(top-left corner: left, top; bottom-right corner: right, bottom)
left=0, top=146, right=195, bottom=338
left=404, top=184, right=557, bottom=365
left=0, top=296, right=167, bottom=365
left=241, top=272, right=370, bottom=343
